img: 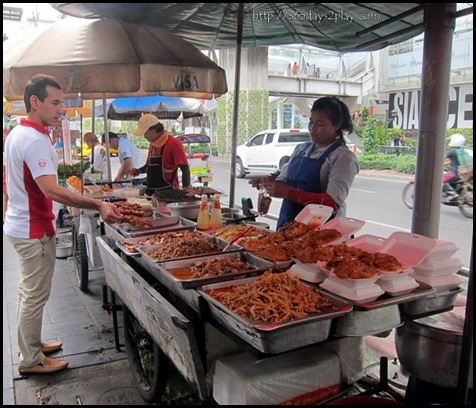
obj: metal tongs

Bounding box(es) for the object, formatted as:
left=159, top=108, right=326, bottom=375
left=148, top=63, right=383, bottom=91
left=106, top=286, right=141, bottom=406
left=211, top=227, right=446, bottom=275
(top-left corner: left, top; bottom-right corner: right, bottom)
left=222, top=225, right=254, bottom=251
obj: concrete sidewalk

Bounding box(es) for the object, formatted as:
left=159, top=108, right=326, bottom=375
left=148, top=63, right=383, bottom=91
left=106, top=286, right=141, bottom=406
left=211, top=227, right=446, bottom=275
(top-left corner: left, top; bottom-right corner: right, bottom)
left=2, top=232, right=146, bottom=405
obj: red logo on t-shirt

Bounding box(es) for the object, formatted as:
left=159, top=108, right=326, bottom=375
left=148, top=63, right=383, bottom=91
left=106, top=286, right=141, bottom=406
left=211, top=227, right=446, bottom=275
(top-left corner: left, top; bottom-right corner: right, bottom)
left=38, top=159, right=47, bottom=168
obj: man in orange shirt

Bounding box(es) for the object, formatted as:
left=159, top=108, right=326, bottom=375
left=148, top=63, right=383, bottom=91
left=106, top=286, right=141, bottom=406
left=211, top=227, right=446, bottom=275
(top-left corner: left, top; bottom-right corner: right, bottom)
left=130, top=114, right=190, bottom=193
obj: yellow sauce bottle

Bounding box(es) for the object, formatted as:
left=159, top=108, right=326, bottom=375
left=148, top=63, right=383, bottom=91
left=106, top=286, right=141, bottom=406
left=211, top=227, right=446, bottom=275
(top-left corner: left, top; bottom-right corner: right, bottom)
left=209, top=193, right=223, bottom=229
left=196, top=194, right=210, bottom=231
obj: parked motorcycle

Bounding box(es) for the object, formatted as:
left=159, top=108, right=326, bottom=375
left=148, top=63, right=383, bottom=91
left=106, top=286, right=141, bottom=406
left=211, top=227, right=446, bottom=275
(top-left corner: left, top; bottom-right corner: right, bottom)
left=402, top=171, right=473, bottom=218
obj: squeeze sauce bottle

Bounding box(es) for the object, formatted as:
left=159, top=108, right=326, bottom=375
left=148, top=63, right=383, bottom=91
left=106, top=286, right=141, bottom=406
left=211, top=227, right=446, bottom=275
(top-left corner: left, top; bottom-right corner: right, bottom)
left=209, top=193, right=223, bottom=229
left=196, top=194, right=210, bottom=231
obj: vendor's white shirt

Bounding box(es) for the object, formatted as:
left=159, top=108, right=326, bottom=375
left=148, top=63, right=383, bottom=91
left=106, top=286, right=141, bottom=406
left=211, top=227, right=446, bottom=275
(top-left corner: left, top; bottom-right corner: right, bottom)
left=118, top=137, right=142, bottom=168
left=4, top=124, right=57, bottom=238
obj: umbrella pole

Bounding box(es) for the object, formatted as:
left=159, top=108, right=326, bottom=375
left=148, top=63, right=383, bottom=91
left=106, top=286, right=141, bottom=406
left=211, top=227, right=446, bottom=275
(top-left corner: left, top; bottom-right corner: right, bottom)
left=228, top=2, right=244, bottom=209
left=103, top=94, right=112, bottom=183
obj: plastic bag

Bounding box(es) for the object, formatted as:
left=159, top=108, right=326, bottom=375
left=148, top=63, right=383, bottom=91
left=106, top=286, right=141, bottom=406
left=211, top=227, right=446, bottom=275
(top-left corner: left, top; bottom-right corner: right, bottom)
left=258, top=183, right=272, bottom=215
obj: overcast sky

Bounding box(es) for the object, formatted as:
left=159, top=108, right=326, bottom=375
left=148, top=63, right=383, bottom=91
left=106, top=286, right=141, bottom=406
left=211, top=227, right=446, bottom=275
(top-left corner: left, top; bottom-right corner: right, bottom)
left=3, top=3, right=62, bottom=41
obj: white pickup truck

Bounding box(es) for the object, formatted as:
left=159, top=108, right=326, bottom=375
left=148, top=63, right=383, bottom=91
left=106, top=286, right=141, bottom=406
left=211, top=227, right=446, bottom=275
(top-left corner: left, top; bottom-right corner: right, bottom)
left=235, top=129, right=310, bottom=178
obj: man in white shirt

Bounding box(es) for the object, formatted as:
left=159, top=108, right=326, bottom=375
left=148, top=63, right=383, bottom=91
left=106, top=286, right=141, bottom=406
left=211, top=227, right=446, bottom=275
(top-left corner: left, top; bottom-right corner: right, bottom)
left=4, top=74, right=123, bottom=375
left=106, top=132, right=142, bottom=182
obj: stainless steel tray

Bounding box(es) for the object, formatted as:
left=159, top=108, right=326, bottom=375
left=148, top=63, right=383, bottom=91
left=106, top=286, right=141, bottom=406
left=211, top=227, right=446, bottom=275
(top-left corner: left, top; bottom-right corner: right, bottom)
left=198, top=276, right=352, bottom=354
left=115, top=237, right=143, bottom=256
left=138, top=236, right=241, bottom=263
left=115, top=231, right=200, bottom=257
left=399, top=286, right=464, bottom=318
left=319, top=282, right=435, bottom=311
left=154, top=251, right=275, bottom=289
left=333, top=304, right=402, bottom=337
left=115, top=215, right=196, bottom=237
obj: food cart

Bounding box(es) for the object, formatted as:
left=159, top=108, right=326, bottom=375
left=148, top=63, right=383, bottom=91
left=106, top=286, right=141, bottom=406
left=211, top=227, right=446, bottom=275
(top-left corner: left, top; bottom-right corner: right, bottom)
left=176, top=134, right=213, bottom=186
left=94, top=205, right=468, bottom=404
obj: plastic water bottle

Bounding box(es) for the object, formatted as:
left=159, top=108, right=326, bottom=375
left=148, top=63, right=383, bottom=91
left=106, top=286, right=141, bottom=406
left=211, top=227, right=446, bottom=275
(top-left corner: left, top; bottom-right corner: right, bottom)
left=196, top=194, right=210, bottom=231
left=209, top=193, right=223, bottom=229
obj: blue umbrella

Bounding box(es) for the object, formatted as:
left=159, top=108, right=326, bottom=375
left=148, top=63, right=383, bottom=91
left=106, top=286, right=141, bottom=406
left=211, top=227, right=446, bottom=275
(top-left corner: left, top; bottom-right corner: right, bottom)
left=107, top=95, right=206, bottom=121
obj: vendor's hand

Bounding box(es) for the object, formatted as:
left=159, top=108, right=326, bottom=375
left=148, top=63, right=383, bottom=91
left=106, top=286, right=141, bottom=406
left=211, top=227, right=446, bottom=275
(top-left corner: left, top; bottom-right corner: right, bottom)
left=262, top=180, right=291, bottom=199
left=248, top=176, right=271, bottom=189
left=98, top=201, right=123, bottom=224
left=129, top=168, right=140, bottom=177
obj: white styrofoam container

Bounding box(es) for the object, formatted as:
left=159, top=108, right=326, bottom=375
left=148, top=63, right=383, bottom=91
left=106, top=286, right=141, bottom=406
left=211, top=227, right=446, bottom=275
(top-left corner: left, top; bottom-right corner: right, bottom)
left=378, top=268, right=413, bottom=281
left=320, top=217, right=366, bottom=241
left=424, top=239, right=459, bottom=261
left=413, top=273, right=463, bottom=292
left=378, top=231, right=436, bottom=270
left=289, top=262, right=328, bottom=283
left=327, top=273, right=381, bottom=289
left=346, top=234, right=386, bottom=254
left=413, top=257, right=464, bottom=277
left=295, top=204, right=333, bottom=229
left=378, top=276, right=419, bottom=296
left=320, top=278, right=384, bottom=304
left=213, top=346, right=341, bottom=405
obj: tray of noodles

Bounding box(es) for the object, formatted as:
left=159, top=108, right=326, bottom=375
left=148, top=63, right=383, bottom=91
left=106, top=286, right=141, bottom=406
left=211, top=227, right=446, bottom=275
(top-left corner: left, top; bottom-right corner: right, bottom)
left=154, top=251, right=275, bottom=289
left=198, top=271, right=352, bottom=354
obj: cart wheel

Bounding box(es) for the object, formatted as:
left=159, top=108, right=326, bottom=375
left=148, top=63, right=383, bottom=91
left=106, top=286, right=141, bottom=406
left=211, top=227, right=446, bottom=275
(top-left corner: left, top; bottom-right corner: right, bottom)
left=72, top=218, right=89, bottom=292
left=123, top=306, right=169, bottom=402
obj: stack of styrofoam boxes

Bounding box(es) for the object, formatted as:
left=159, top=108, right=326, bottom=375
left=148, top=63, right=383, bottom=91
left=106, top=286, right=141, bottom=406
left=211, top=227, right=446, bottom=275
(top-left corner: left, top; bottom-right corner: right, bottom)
left=373, top=232, right=436, bottom=297
left=212, top=339, right=365, bottom=405
left=412, top=239, right=463, bottom=292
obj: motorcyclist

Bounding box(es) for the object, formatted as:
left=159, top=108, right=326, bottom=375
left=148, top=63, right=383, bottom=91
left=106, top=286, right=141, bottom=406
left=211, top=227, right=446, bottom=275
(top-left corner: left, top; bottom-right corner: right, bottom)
left=443, top=134, right=471, bottom=202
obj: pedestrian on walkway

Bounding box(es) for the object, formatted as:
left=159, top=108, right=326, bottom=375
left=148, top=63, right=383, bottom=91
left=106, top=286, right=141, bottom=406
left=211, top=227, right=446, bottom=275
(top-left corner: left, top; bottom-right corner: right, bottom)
left=292, top=61, right=299, bottom=76
left=3, top=74, right=123, bottom=375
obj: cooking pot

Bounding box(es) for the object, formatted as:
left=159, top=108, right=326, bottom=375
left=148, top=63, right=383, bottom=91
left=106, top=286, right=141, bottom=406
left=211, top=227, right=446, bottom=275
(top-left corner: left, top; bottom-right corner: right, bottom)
left=395, top=313, right=472, bottom=388
left=56, top=234, right=73, bottom=259
left=167, top=201, right=201, bottom=220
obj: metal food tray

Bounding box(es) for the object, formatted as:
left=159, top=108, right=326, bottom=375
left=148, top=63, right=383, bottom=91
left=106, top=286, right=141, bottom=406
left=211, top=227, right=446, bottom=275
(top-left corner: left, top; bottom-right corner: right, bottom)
left=154, top=251, right=275, bottom=289
left=115, top=233, right=177, bottom=257
left=333, top=304, right=403, bottom=337
left=151, top=189, right=196, bottom=203
left=137, top=236, right=242, bottom=264
left=319, top=282, right=435, bottom=311
left=115, top=215, right=196, bottom=238
left=353, top=282, right=436, bottom=310
left=399, top=286, right=464, bottom=318
left=198, top=276, right=352, bottom=354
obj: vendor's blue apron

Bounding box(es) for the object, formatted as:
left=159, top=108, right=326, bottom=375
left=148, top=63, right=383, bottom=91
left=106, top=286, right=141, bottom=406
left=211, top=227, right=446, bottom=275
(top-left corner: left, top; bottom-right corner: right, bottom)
left=277, top=140, right=342, bottom=229
left=145, top=145, right=176, bottom=195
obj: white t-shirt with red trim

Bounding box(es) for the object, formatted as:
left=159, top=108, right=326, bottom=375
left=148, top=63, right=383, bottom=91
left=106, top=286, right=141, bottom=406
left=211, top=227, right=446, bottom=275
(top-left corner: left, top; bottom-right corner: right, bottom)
left=4, top=120, right=58, bottom=239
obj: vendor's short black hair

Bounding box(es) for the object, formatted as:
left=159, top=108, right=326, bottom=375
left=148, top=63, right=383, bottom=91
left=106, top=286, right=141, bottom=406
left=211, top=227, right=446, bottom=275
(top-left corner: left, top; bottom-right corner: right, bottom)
left=101, top=131, right=118, bottom=144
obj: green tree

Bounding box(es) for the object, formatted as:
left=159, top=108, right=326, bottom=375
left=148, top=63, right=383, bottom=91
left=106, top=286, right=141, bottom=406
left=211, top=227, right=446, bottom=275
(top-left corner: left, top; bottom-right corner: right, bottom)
left=361, top=115, right=385, bottom=155
left=361, top=106, right=370, bottom=122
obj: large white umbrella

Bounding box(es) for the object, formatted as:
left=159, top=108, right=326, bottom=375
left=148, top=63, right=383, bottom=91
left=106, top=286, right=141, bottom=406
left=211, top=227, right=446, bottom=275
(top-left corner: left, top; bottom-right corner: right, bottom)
left=3, top=17, right=228, bottom=101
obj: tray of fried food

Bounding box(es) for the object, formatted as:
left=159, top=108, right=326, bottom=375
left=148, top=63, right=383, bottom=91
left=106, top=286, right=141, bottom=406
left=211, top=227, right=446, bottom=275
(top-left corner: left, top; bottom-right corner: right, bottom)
left=182, top=186, right=224, bottom=198
left=66, top=175, right=93, bottom=194
left=138, top=233, right=241, bottom=263
left=198, top=270, right=352, bottom=354
left=154, top=251, right=275, bottom=289
left=116, top=230, right=205, bottom=256
left=237, top=221, right=343, bottom=268
left=209, top=224, right=271, bottom=242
